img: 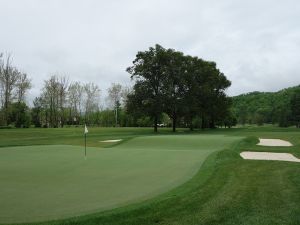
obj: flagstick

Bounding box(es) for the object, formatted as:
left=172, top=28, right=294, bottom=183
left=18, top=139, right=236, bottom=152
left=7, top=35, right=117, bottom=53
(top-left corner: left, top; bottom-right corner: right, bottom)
left=84, top=133, right=87, bottom=160
left=84, top=124, right=88, bottom=160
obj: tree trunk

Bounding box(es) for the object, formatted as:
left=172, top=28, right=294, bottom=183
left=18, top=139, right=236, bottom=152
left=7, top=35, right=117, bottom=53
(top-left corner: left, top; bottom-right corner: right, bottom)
left=172, top=113, right=176, bottom=132
left=189, top=123, right=193, bottom=131
left=189, top=115, right=194, bottom=131
left=154, top=116, right=158, bottom=132
left=209, top=118, right=215, bottom=129
left=45, top=110, right=48, bottom=128
left=201, top=116, right=205, bottom=129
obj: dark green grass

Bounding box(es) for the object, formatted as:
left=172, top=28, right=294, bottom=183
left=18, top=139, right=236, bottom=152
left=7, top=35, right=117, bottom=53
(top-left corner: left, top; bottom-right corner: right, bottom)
left=1, top=126, right=300, bottom=225
left=0, top=127, right=156, bottom=148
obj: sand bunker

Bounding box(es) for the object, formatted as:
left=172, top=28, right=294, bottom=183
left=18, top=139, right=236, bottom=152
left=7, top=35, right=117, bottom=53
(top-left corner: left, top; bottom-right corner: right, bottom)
left=100, top=139, right=122, bottom=143
left=257, top=138, right=293, bottom=147
left=240, top=151, right=300, bottom=163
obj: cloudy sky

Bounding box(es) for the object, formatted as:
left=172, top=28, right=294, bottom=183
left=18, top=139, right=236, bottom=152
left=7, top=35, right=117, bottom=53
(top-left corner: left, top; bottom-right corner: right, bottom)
left=1, top=0, right=300, bottom=102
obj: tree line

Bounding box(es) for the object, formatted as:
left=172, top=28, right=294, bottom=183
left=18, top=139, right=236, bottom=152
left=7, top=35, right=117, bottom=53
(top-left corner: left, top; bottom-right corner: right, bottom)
left=1, top=45, right=236, bottom=130
left=0, top=53, right=133, bottom=128
left=32, top=78, right=133, bottom=128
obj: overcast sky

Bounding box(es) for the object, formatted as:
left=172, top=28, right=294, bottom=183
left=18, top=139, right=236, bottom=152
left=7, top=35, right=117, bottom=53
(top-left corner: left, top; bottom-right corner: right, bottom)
left=1, top=0, right=300, bottom=103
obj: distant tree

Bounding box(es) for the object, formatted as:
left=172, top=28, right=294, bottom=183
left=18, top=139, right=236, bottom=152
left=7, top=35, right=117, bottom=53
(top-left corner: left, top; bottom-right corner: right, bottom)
left=236, top=103, right=248, bottom=125
left=31, top=97, right=42, bottom=127
left=0, top=53, right=32, bottom=126
left=223, top=111, right=237, bottom=128
left=36, top=78, right=103, bottom=127
left=68, top=81, right=84, bottom=125
left=0, top=54, right=21, bottom=125
left=120, top=86, right=132, bottom=107
left=9, top=102, right=31, bottom=128
left=278, top=107, right=291, bottom=127
left=16, top=73, right=32, bottom=103
left=291, top=89, right=300, bottom=128
left=83, top=82, right=101, bottom=125
left=136, top=116, right=153, bottom=127
left=41, top=76, right=60, bottom=127
left=254, top=113, right=264, bottom=126
left=58, top=76, right=69, bottom=127
left=98, top=109, right=115, bottom=127
left=39, top=75, right=69, bottom=128
left=107, top=83, right=123, bottom=127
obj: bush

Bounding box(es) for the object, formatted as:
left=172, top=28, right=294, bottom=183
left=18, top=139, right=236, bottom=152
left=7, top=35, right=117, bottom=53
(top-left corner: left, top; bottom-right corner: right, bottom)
left=0, top=126, right=12, bottom=129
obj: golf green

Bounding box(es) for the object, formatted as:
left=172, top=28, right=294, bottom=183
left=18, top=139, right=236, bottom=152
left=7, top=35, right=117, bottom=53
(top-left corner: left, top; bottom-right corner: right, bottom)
left=0, top=134, right=242, bottom=223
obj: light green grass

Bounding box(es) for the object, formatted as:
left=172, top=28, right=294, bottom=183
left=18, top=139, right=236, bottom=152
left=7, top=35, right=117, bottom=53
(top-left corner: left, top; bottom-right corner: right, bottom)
left=0, top=134, right=241, bottom=224
left=1, top=126, right=300, bottom=225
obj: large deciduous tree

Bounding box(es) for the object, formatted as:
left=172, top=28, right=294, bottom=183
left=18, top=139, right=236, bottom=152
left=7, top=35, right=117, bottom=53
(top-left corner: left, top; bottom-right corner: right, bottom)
left=181, top=56, right=206, bottom=130
left=202, top=62, right=231, bottom=128
left=126, top=44, right=168, bottom=132
left=162, top=49, right=185, bottom=132
left=126, top=44, right=232, bottom=132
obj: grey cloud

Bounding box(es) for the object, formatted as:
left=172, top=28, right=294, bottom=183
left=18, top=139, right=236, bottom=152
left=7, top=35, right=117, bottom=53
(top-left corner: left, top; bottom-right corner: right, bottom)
left=0, top=0, right=300, bottom=102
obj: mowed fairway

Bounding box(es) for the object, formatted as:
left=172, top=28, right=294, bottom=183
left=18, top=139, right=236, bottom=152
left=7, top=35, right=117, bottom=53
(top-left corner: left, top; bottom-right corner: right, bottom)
left=0, top=134, right=242, bottom=224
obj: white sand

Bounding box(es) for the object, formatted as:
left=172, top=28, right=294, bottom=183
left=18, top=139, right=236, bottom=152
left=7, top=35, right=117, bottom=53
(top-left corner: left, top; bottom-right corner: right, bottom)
left=257, top=138, right=293, bottom=147
left=240, top=151, right=300, bottom=163
left=99, top=139, right=122, bottom=143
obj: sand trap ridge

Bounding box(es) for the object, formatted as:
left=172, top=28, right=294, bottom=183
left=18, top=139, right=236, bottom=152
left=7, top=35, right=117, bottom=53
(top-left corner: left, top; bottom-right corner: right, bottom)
left=257, top=138, right=293, bottom=147
left=240, top=151, right=300, bottom=163
left=100, top=139, right=122, bottom=143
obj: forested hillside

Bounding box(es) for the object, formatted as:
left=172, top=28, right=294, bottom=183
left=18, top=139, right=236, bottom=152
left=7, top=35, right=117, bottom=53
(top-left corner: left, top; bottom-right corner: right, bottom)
left=232, top=85, right=300, bottom=126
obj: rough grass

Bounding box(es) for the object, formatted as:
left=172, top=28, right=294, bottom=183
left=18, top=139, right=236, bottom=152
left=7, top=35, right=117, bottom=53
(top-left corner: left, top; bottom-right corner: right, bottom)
left=1, top=126, right=300, bottom=225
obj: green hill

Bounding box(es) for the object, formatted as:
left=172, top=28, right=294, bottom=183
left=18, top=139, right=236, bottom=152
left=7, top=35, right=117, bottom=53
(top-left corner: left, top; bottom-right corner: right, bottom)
left=232, top=85, right=300, bottom=126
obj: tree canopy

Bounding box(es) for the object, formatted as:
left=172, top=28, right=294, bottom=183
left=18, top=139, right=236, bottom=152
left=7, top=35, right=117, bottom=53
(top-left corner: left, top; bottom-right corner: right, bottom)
left=126, top=44, right=232, bottom=132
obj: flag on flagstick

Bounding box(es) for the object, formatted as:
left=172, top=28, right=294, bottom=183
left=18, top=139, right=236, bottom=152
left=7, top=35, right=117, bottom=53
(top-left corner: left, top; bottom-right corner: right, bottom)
left=84, top=124, right=88, bottom=159
left=84, top=124, right=89, bottom=134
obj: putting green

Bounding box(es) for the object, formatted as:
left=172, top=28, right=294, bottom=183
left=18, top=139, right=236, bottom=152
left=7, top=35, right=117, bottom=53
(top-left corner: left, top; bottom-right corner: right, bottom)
left=0, top=134, right=242, bottom=223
